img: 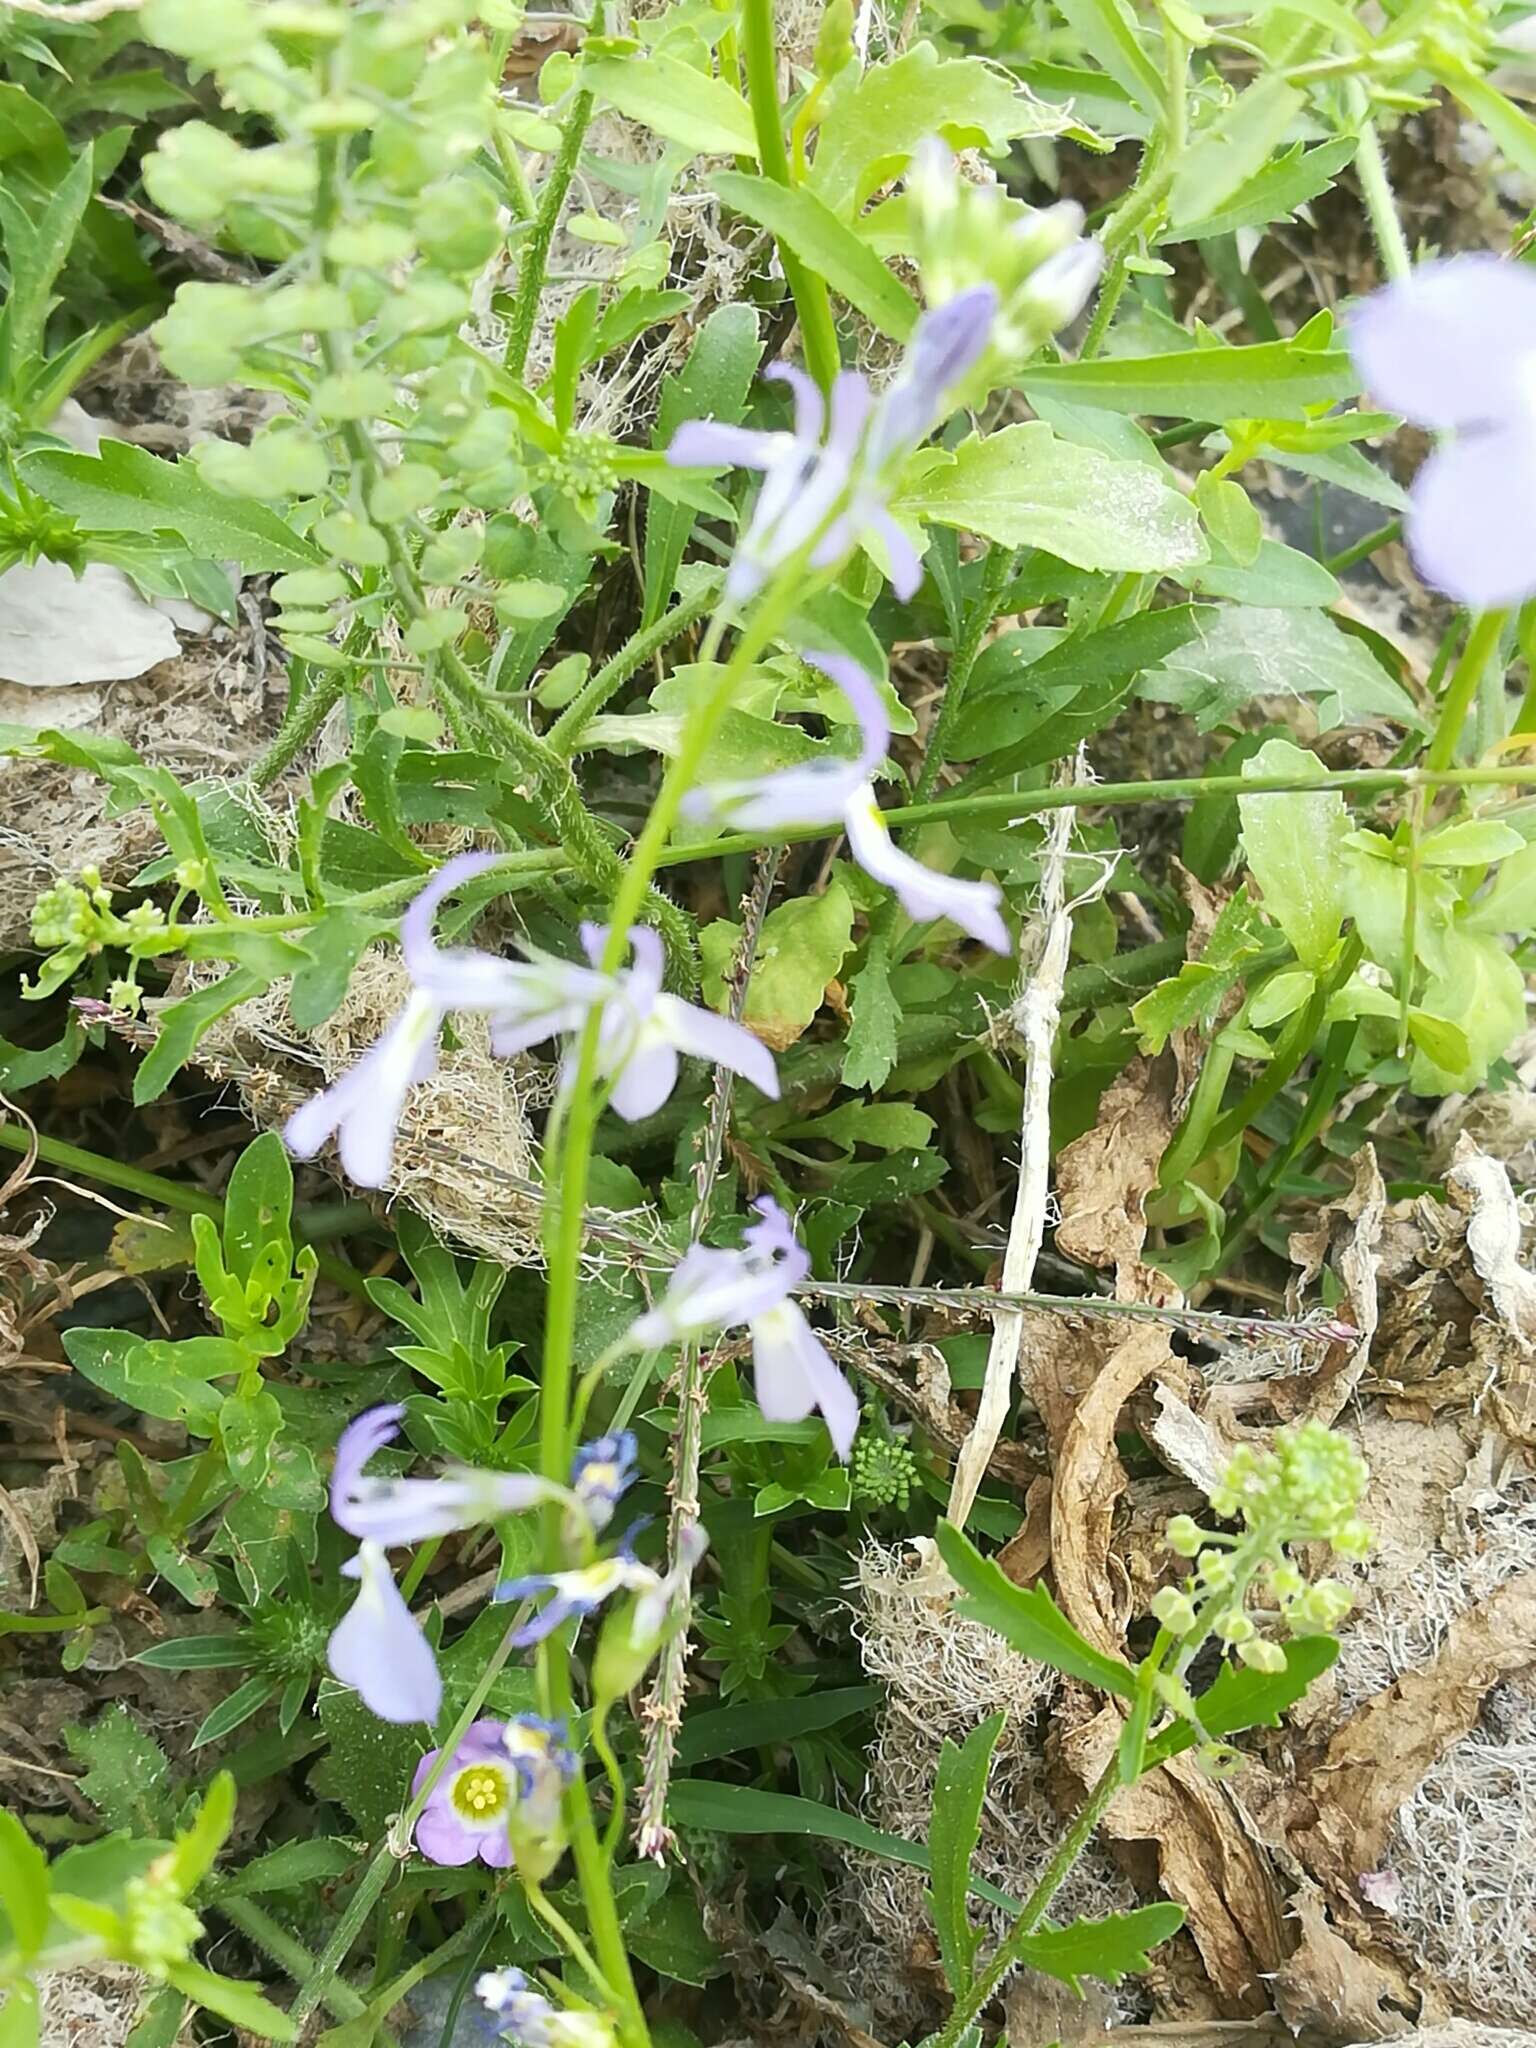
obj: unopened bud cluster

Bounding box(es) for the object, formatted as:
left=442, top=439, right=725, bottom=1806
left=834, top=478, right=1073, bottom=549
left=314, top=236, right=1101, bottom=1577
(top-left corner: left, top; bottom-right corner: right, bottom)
left=851, top=1430, right=919, bottom=1511
left=26, top=871, right=168, bottom=1005
left=904, top=140, right=1103, bottom=394
left=1151, top=1423, right=1372, bottom=1675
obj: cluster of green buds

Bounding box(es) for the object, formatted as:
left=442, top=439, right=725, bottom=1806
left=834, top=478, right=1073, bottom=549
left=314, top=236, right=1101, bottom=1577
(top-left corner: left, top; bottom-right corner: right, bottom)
left=26, top=868, right=170, bottom=1005
left=1150, top=1421, right=1372, bottom=1677
left=851, top=1427, right=919, bottom=1512
left=137, top=0, right=542, bottom=661
left=902, top=139, right=1104, bottom=397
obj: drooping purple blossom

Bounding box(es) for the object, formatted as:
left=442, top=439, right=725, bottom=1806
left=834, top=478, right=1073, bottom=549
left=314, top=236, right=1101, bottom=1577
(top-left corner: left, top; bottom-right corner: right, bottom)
left=328, top=1540, right=442, bottom=1725
left=668, top=288, right=997, bottom=603
left=1347, top=255, right=1536, bottom=610
left=629, top=1196, right=859, bottom=1458
left=477, top=1968, right=613, bottom=2048
left=684, top=651, right=1010, bottom=954
left=579, top=923, right=780, bottom=1120
left=570, top=1431, right=638, bottom=1531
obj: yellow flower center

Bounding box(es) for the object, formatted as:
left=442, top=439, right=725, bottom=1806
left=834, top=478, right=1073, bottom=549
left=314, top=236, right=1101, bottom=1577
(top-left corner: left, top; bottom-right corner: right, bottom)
left=449, top=1762, right=512, bottom=1825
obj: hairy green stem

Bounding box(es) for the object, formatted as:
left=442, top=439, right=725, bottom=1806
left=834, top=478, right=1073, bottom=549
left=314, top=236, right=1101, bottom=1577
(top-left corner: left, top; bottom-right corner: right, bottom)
left=549, top=579, right=720, bottom=755
left=216, top=1896, right=379, bottom=2031
left=505, top=89, right=594, bottom=378
left=738, top=0, right=840, bottom=389
left=249, top=662, right=347, bottom=792
left=1352, top=94, right=1412, bottom=285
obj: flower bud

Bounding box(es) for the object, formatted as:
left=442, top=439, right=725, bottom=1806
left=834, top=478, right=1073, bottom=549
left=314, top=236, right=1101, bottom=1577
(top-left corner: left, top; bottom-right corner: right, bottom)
left=1165, top=1514, right=1203, bottom=1557
left=1236, top=1636, right=1287, bottom=1674
left=1214, top=1607, right=1255, bottom=1645
left=1150, top=1587, right=1197, bottom=1635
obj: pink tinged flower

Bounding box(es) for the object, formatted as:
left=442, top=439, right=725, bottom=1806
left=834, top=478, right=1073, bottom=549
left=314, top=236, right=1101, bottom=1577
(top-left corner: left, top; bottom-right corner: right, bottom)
left=412, top=1719, right=518, bottom=1867
left=328, top=1539, right=441, bottom=1725
left=1346, top=255, right=1536, bottom=609
left=686, top=651, right=1010, bottom=954
left=579, top=923, right=780, bottom=1120
left=331, top=1402, right=562, bottom=1545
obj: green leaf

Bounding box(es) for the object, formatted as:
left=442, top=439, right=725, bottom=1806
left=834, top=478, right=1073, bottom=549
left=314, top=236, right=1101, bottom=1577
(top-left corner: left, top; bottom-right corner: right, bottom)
left=1447, top=69, right=1536, bottom=182
left=64, top=1705, right=178, bottom=1836
left=1465, top=842, right=1536, bottom=934
left=1141, top=606, right=1422, bottom=734
left=934, top=1521, right=1138, bottom=1697
left=0, top=1810, right=48, bottom=1959
left=902, top=424, right=1205, bottom=572
left=809, top=42, right=1071, bottom=214
left=134, top=968, right=267, bottom=1105
left=701, top=885, right=854, bottom=1049
left=1162, top=137, right=1357, bottom=244
left=676, top=1686, right=881, bottom=1765
left=1169, top=75, right=1302, bottom=231
left=162, top=1961, right=297, bottom=2042
left=1417, top=819, right=1525, bottom=868
left=842, top=939, right=901, bottom=1092
left=665, top=1781, right=1021, bottom=1913
left=712, top=172, right=917, bottom=338
left=1024, top=336, right=1357, bottom=422
left=167, top=1770, right=235, bottom=1888
left=133, top=1635, right=252, bottom=1671
left=20, top=441, right=322, bottom=573
left=644, top=306, right=762, bottom=626
left=192, top=1676, right=281, bottom=1749
left=1238, top=738, right=1349, bottom=971
left=0, top=1980, right=38, bottom=2048
left=310, top=1685, right=425, bottom=1837
left=1053, top=0, right=1164, bottom=112
left=581, top=52, right=755, bottom=156
left=213, top=1839, right=357, bottom=1898
left=1145, top=1634, right=1337, bottom=1766
left=927, top=1712, right=1004, bottom=1995
left=1013, top=1903, right=1185, bottom=1990
left=61, top=1328, right=237, bottom=1432
left=1410, top=928, right=1527, bottom=1093
left=1188, top=537, right=1341, bottom=609
left=221, top=1131, right=296, bottom=1288
left=619, top=1883, right=726, bottom=1986
left=0, top=153, right=92, bottom=386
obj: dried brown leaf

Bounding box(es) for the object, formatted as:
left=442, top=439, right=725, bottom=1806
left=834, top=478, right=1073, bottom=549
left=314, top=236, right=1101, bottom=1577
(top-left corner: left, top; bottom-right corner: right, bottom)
left=1054, top=1054, right=1179, bottom=1298
left=1269, top=1885, right=1413, bottom=2042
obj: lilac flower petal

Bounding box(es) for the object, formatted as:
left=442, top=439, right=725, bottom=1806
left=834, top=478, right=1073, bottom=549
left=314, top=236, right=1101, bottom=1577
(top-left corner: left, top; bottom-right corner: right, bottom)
left=604, top=1033, right=679, bottom=1122
left=284, top=992, right=443, bottom=1189
left=413, top=1805, right=482, bottom=1866
left=331, top=1403, right=405, bottom=1529
left=744, top=1195, right=811, bottom=1284
left=1405, top=426, right=1536, bottom=610
left=653, top=994, right=779, bottom=1100
left=668, top=420, right=784, bottom=471
left=1347, top=256, right=1536, bottom=429
left=803, top=650, right=890, bottom=775
left=681, top=759, right=865, bottom=831
left=844, top=791, right=1011, bottom=953
left=399, top=852, right=501, bottom=978
left=328, top=1542, right=442, bottom=1724
left=488, top=999, right=596, bottom=1059
left=866, top=505, right=924, bottom=601
left=477, top=1825, right=514, bottom=1870
left=751, top=1302, right=860, bottom=1458
left=825, top=370, right=874, bottom=463
left=1017, top=242, right=1103, bottom=332
left=868, top=285, right=998, bottom=465
left=508, top=1594, right=579, bottom=1647
left=764, top=361, right=826, bottom=443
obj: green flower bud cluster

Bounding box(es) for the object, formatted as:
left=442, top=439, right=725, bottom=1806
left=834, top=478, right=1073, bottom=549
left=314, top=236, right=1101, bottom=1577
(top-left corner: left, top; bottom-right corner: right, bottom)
left=850, top=1431, right=919, bottom=1511
left=904, top=142, right=1103, bottom=393
left=1152, top=1423, right=1372, bottom=1675
left=138, top=0, right=538, bottom=661
left=26, top=871, right=169, bottom=1004
left=122, top=1870, right=204, bottom=1978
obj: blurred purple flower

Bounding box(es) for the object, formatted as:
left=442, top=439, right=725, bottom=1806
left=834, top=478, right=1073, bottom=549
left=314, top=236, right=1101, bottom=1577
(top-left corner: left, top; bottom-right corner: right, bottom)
left=332, top=1402, right=562, bottom=1545
left=668, top=288, right=996, bottom=603
left=412, top=1719, right=517, bottom=1867
left=477, top=1969, right=612, bottom=2048
left=580, top=923, right=780, bottom=1120
left=629, top=1196, right=859, bottom=1458
left=570, top=1431, right=638, bottom=1531
left=495, top=1551, right=662, bottom=1647
left=684, top=651, right=1010, bottom=953
left=1347, top=255, right=1536, bottom=609
left=328, top=1540, right=441, bottom=1725
left=284, top=852, right=614, bottom=1188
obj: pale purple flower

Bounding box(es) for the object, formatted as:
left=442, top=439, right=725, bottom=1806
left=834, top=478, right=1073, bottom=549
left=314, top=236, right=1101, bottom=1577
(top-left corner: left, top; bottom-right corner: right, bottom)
left=570, top=1431, right=638, bottom=1532
left=1347, top=255, right=1536, bottom=609
left=580, top=923, right=780, bottom=1120
left=591, top=1524, right=709, bottom=1701
left=412, top=1719, right=518, bottom=1867
left=629, top=1196, right=859, bottom=1458
left=284, top=852, right=614, bottom=1187
left=668, top=289, right=996, bottom=603
left=685, top=651, right=1010, bottom=954
left=332, top=1402, right=564, bottom=1544
left=494, top=1551, right=663, bottom=1647
left=477, top=1969, right=613, bottom=2048
left=328, top=1540, right=442, bottom=1724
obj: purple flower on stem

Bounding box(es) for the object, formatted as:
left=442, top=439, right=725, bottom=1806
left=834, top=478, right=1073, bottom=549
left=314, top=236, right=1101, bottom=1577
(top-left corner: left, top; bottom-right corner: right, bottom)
left=684, top=651, right=1010, bottom=953
left=668, top=289, right=996, bottom=603
left=412, top=1719, right=518, bottom=1867
left=629, top=1196, right=860, bottom=1458
left=284, top=852, right=614, bottom=1188
left=1347, top=255, right=1536, bottom=609
left=326, top=1405, right=563, bottom=1725
left=579, top=923, right=780, bottom=1120
left=477, top=1969, right=613, bottom=2048
left=494, top=1551, right=663, bottom=1647
left=570, top=1431, right=638, bottom=1532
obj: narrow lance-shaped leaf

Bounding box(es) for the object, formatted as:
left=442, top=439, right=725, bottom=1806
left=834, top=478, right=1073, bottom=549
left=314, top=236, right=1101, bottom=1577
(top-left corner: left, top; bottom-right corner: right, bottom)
left=926, top=1711, right=1005, bottom=1995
